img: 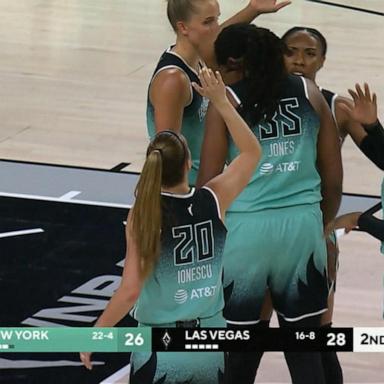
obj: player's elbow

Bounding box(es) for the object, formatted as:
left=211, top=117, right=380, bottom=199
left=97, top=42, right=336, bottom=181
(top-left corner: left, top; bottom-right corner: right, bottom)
left=117, top=284, right=141, bottom=304
left=126, top=287, right=141, bottom=303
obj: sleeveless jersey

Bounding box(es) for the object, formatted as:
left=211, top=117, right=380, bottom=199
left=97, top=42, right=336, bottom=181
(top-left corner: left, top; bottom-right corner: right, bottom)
left=320, top=88, right=338, bottom=121
left=131, top=187, right=227, bottom=325
left=226, top=75, right=321, bottom=213
left=146, top=47, right=209, bottom=185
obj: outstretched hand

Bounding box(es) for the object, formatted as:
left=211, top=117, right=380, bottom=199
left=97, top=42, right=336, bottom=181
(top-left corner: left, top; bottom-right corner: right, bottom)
left=250, top=0, right=292, bottom=14
left=80, top=352, right=93, bottom=370
left=324, top=212, right=361, bottom=238
left=339, top=83, right=378, bottom=126
left=192, top=67, right=228, bottom=106
left=334, top=212, right=362, bottom=233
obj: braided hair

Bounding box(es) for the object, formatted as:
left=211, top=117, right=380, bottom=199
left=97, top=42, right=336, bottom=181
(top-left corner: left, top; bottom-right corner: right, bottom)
left=215, top=23, right=286, bottom=125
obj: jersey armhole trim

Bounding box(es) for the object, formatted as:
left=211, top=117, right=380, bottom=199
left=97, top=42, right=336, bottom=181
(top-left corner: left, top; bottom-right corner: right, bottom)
left=226, top=86, right=241, bottom=107
left=150, top=65, right=193, bottom=106
left=166, top=47, right=199, bottom=77
left=201, top=186, right=222, bottom=220
left=331, top=93, right=338, bottom=123
left=299, top=76, right=309, bottom=100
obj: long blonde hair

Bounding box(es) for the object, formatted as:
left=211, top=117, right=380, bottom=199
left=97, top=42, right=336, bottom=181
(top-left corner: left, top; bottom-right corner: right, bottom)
left=131, top=131, right=187, bottom=278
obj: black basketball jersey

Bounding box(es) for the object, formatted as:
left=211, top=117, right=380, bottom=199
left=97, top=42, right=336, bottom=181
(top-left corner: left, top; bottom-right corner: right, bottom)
left=320, top=88, right=338, bottom=121
left=131, top=187, right=227, bottom=325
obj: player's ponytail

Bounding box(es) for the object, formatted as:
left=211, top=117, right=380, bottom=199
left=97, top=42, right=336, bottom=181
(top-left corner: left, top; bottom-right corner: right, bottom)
left=131, top=131, right=187, bottom=278
left=131, top=149, right=163, bottom=279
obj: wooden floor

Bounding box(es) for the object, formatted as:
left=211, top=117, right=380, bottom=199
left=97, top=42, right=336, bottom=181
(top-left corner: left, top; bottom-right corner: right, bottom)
left=0, top=0, right=383, bottom=382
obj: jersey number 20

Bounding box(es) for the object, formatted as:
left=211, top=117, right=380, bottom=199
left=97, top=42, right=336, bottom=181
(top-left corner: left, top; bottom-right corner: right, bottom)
left=172, top=220, right=214, bottom=266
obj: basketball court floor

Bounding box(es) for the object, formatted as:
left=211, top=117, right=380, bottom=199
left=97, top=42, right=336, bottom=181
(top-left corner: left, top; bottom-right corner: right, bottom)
left=0, top=0, right=383, bottom=383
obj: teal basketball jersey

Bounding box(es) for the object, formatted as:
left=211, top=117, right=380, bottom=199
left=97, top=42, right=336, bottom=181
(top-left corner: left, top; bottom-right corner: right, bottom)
left=131, top=187, right=227, bottom=325
left=226, top=75, right=322, bottom=212
left=146, top=47, right=208, bottom=185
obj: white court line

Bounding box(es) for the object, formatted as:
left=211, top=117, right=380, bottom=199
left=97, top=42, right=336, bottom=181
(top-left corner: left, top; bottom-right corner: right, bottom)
left=99, top=363, right=130, bottom=384
left=0, top=228, right=44, bottom=239
left=59, top=190, right=82, bottom=200
left=0, top=192, right=132, bottom=209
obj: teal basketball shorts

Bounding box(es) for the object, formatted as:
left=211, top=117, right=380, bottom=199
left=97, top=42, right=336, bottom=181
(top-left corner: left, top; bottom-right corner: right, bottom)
left=222, top=203, right=329, bottom=324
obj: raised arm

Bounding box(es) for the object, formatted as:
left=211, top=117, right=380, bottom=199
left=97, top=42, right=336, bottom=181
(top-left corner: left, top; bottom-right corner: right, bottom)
left=338, top=83, right=384, bottom=169
left=221, top=0, right=291, bottom=28
left=203, top=0, right=291, bottom=68
left=80, top=212, right=143, bottom=370
left=307, top=79, right=343, bottom=227
left=149, top=69, right=191, bottom=133
left=193, top=68, right=261, bottom=217
left=195, top=99, right=228, bottom=189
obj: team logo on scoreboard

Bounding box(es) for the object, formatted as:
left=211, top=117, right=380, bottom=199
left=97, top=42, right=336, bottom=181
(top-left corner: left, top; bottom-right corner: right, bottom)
left=162, top=331, right=172, bottom=350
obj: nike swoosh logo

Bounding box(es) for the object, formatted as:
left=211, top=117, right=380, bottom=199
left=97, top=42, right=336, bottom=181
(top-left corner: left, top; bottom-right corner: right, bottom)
left=187, top=204, right=193, bottom=216
left=0, top=358, right=104, bottom=369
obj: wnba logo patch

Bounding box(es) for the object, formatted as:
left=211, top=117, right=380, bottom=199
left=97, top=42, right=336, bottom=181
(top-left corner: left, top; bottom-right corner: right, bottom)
left=174, top=289, right=188, bottom=304
left=259, top=163, right=274, bottom=175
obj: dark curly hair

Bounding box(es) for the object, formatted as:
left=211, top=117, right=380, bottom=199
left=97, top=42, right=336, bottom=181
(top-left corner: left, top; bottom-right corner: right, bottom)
left=215, top=23, right=286, bottom=125
left=281, top=26, right=327, bottom=56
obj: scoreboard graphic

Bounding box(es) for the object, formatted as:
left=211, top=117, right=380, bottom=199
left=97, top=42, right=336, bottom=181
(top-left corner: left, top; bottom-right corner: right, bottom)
left=1, top=327, right=384, bottom=353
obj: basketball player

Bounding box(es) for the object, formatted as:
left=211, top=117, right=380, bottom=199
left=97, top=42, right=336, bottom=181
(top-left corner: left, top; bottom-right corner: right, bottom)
left=197, top=24, right=342, bottom=384
left=282, top=27, right=384, bottom=169
left=328, top=82, right=383, bottom=254
left=282, top=27, right=384, bottom=383
left=147, top=0, right=290, bottom=184
left=79, top=67, right=262, bottom=383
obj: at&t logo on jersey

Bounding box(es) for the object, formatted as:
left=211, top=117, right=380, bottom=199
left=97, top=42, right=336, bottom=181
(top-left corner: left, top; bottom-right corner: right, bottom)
left=259, top=163, right=274, bottom=175
left=174, top=286, right=217, bottom=304
left=259, top=161, right=301, bottom=175
left=174, top=289, right=188, bottom=304
left=191, top=286, right=217, bottom=299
